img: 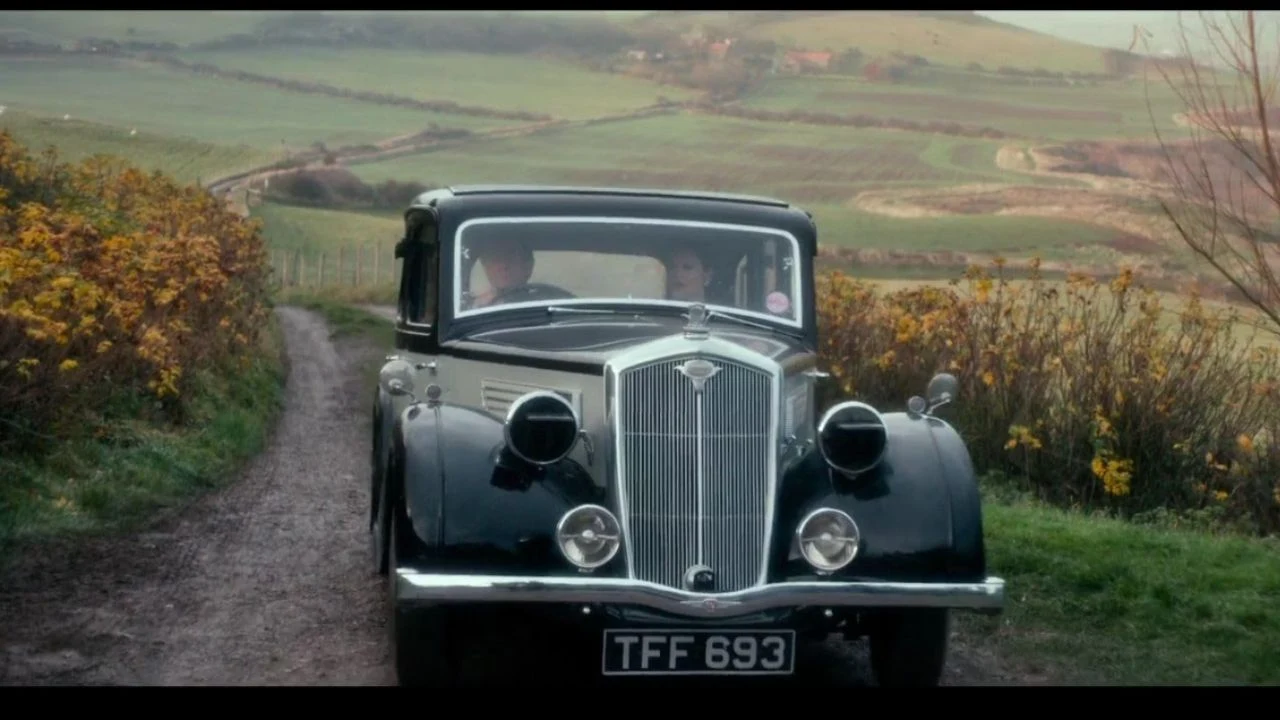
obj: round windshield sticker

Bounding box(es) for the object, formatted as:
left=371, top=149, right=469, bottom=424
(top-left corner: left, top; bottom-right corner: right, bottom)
left=766, top=291, right=791, bottom=314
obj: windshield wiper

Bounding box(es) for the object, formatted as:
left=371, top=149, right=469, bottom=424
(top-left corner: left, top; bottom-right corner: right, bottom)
left=699, top=309, right=775, bottom=333
left=544, top=304, right=789, bottom=335
left=545, top=306, right=625, bottom=316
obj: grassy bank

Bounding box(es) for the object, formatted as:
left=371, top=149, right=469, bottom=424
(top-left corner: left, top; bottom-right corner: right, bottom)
left=959, top=479, right=1280, bottom=685
left=0, top=314, right=288, bottom=553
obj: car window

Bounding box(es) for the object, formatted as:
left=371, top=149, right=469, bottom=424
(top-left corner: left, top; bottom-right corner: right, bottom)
left=453, top=216, right=803, bottom=327
left=469, top=251, right=666, bottom=302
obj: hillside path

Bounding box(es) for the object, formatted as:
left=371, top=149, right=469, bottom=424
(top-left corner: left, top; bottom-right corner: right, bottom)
left=0, top=306, right=1022, bottom=686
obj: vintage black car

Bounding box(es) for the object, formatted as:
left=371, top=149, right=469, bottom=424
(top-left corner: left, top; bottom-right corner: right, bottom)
left=369, top=184, right=1004, bottom=687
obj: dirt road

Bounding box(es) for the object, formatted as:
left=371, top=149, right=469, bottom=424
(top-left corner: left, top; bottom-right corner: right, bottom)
left=0, top=306, right=1015, bottom=686
left=0, top=307, right=393, bottom=686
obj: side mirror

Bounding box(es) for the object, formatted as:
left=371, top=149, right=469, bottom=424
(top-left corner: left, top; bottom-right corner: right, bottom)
left=908, top=372, right=958, bottom=417
left=379, top=358, right=417, bottom=402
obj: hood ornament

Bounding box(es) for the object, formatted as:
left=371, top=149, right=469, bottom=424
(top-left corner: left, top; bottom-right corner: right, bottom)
left=683, top=303, right=711, bottom=340
left=676, top=358, right=721, bottom=393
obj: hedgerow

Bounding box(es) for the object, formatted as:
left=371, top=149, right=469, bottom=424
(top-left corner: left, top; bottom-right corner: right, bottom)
left=0, top=132, right=272, bottom=455
left=816, top=260, right=1280, bottom=535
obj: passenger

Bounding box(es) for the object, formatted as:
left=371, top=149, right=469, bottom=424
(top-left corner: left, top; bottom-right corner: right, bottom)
left=665, top=246, right=711, bottom=303
left=469, top=237, right=534, bottom=308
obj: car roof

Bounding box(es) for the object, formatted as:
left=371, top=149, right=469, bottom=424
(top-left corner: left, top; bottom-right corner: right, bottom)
left=408, top=184, right=798, bottom=210
left=406, top=184, right=818, bottom=257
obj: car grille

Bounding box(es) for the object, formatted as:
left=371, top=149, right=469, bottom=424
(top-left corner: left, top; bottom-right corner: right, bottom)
left=614, top=355, right=774, bottom=593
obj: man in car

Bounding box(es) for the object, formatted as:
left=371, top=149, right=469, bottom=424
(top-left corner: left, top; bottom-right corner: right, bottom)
left=469, top=237, right=535, bottom=308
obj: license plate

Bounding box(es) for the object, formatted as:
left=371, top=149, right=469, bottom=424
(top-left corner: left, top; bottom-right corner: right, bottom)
left=601, top=628, right=795, bottom=676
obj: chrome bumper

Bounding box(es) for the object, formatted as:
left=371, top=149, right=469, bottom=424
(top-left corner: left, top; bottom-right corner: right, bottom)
left=396, top=571, right=1006, bottom=618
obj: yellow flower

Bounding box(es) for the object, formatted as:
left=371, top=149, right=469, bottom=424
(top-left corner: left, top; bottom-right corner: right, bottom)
left=58, top=359, right=78, bottom=372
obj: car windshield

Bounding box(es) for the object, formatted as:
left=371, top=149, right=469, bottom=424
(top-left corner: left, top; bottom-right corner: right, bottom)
left=453, top=216, right=803, bottom=328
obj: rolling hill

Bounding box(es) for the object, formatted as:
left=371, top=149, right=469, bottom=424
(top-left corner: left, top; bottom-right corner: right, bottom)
left=624, top=11, right=1117, bottom=74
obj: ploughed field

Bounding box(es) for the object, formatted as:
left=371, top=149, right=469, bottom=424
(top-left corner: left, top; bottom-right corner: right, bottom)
left=737, top=73, right=1189, bottom=141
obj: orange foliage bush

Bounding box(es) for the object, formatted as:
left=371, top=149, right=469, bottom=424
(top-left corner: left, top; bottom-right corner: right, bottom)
left=0, top=131, right=272, bottom=452
left=816, top=259, right=1280, bottom=534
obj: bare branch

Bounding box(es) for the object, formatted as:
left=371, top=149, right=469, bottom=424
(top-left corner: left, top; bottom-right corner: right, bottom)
left=1145, top=11, right=1280, bottom=339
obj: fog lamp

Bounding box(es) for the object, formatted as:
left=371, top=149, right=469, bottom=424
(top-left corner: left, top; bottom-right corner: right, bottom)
left=555, top=504, right=621, bottom=570
left=796, top=508, right=860, bottom=572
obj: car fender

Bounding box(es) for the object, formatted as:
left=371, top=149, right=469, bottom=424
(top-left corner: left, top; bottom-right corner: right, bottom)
left=391, top=401, right=606, bottom=573
left=774, top=411, right=986, bottom=583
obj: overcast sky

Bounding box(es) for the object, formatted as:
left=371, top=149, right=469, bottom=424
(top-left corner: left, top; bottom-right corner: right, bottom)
left=977, top=10, right=1280, bottom=61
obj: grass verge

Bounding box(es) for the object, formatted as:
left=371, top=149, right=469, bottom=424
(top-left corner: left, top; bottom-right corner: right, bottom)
left=0, top=312, right=288, bottom=556
left=956, top=477, right=1280, bottom=685
left=276, top=291, right=397, bottom=393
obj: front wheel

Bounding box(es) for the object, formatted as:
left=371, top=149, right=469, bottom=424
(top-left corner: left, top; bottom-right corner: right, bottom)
left=370, top=476, right=389, bottom=576
left=868, top=609, right=950, bottom=687
left=388, top=512, right=457, bottom=686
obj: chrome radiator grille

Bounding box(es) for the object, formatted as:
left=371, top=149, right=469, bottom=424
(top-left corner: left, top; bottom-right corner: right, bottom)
left=614, top=356, right=774, bottom=593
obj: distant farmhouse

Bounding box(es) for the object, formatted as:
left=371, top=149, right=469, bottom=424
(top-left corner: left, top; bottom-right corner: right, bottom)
left=779, top=50, right=833, bottom=73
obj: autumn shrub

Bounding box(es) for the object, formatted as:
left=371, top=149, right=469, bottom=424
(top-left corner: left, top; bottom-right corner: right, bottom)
left=816, top=259, right=1280, bottom=535
left=0, top=131, right=272, bottom=455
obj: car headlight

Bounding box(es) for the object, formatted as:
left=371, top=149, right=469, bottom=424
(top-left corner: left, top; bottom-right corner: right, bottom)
left=817, top=401, right=888, bottom=477
left=796, top=508, right=860, bottom=572
left=504, top=390, right=580, bottom=465
left=555, top=504, right=621, bottom=570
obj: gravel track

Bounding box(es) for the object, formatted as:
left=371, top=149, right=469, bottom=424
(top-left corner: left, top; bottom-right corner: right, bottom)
left=0, top=305, right=1015, bottom=686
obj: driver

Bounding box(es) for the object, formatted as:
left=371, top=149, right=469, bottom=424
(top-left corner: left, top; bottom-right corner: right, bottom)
left=665, top=246, right=711, bottom=302
left=470, top=237, right=534, bottom=308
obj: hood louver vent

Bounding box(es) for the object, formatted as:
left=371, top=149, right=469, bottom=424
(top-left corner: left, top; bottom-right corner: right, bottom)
left=481, top=379, right=577, bottom=419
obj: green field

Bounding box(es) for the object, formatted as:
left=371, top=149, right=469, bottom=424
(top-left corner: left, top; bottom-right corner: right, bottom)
left=348, top=113, right=1049, bottom=197
left=0, top=10, right=278, bottom=46
left=345, top=112, right=1118, bottom=254
left=0, top=57, right=510, bottom=152
left=0, top=108, right=276, bottom=185
left=179, top=47, right=699, bottom=120
left=738, top=73, right=1187, bottom=141
left=251, top=202, right=402, bottom=254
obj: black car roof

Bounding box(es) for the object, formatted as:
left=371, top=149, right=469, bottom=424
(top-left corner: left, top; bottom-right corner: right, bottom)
left=408, top=184, right=813, bottom=211
left=445, top=184, right=792, bottom=207
left=407, top=184, right=817, bottom=252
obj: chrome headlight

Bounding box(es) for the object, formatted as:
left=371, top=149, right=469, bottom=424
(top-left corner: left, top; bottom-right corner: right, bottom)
left=555, top=504, right=621, bottom=570
left=504, top=390, right=579, bottom=465
left=817, top=401, right=888, bottom=477
left=796, top=508, right=860, bottom=572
